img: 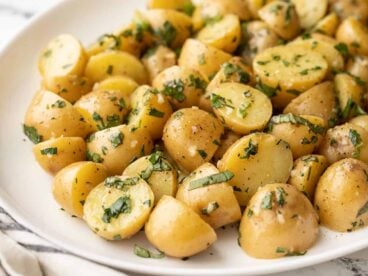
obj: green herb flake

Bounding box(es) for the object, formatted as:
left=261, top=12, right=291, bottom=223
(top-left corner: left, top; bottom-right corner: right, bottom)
left=197, top=149, right=208, bottom=159
left=189, top=171, right=234, bottom=190
left=40, top=147, right=57, bottom=155
left=239, top=139, right=258, bottom=159
left=148, top=108, right=165, bottom=118
left=247, top=209, right=254, bottom=217
left=23, top=125, right=42, bottom=144
left=43, top=49, right=52, bottom=58
left=106, top=65, right=114, bottom=75
left=51, top=100, right=66, bottom=108
left=198, top=53, right=206, bottom=65
left=211, top=93, right=234, bottom=109
left=86, top=150, right=104, bottom=163
left=276, top=187, right=287, bottom=207
left=261, top=192, right=273, bottom=210
left=255, top=80, right=278, bottom=97
left=222, top=63, right=250, bottom=84
left=161, top=79, right=186, bottom=102
left=109, top=131, right=124, bottom=148
left=357, top=201, right=368, bottom=218
left=334, top=43, right=350, bottom=58
left=155, top=21, right=177, bottom=46
left=201, top=202, right=219, bottom=216
left=134, top=244, right=165, bottom=259
left=349, top=129, right=363, bottom=158
left=182, top=2, right=195, bottom=16
left=104, top=176, right=140, bottom=189
left=102, top=196, right=131, bottom=223
left=267, top=114, right=326, bottom=135
left=188, top=74, right=207, bottom=90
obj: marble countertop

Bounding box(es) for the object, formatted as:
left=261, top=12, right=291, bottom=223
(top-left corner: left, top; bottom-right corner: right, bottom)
left=0, top=1, right=368, bottom=275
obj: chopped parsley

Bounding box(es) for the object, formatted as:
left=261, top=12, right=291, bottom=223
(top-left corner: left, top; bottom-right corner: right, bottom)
left=148, top=108, right=165, bottom=118
left=86, top=150, right=104, bottom=163
left=210, top=94, right=234, bottom=109
left=51, top=100, right=66, bottom=108
left=357, top=201, right=368, bottom=218
left=40, top=147, right=57, bottom=155
left=341, top=98, right=367, bottom=119
left=102, top=196, right=131, bottom=223
left=23, top=125, right=42, bottom=144
left=261, top=192, right=273, bottom=210
left=182, top=2, right=195, bottom=16
left=134, top=244, right=165, bottom=259
left=349, top=129, right=363, bottom=158
left=222, top=63, right=250, bottom=84
left=189, top=171, right=234, bottom=190
left=161, top=79, right=186, bottom=102
left=109, top=131, right=124, bottom=148
left=276, top=247, right=307, bottom=256
left=239, top=139, right=258, bottom=159
left=255, top=80, right=278, bottom=97
left=98, top=33, right=121, bottom=50
left=267, top=114, right=326, bottom=135
left=155, top=21, right=176, bottom=46
left=188, top=74, right=207, bottom=90
left=104, top=176, right=140, bottom=189
left=197, top=149, right=207, bottom=159
left=275, top=187, right=287, bottom=207
left=139, top=151, right=172, bottom=180
left=334, top=43, right=350, bottom=58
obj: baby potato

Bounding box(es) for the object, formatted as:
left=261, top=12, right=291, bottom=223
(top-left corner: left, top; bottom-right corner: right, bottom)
left=147, top=0, right=192, bottom=10
left=268, top=114, right=326, bottom=159
left=240, top=21, right=280, bottom=64
left=93, top=76, right=139, bottom=98
left=196, top=14, right=241, bottom=53
left=289, top=154, right=327, bottom=200
left=218, top=133, right=293, bottom=206
left=201, top=57, right=253, bottom=111
left=283, top=82, right=339, bottom=127
left=85, top=50, right=148, bottom=84
left=128, top=85, right=173, bottom=140
left=315, top=158, right=368, bottom=232
left=43, top=75, right=92, bottom=104
left=350, top=115, right=368, bottom=130
left=330, top=0, right=368, bottom=24
left=74, top=90, right=130, bottom=132
left=291, top=0, right=328, bottom=29
left=53, top=161, right=107, bottom=218
left=142, top=45, right=177, bottom=83
left=87, top=125, right=153, bottom=175
left=290, top=37, right=344, bottom=75
left=163, top=108, right=224, bottom=172
left=140, top=9, right=192, bottom=49
left=334, top=73, right=365, bottom=120
left=176, top=163, right=241, bottom=229
left=336, top=17, right=368, bottom=56
left=312, top=13, right=339, bottom=36
left=239, top=183, right=319, bottom=259
left=23, top=90, right=92, bottom=142
left=253, top=45, right=328, bottom=93
left=318, top=123, right=368, bottom=164
left=84, top=175, right=154, bottom=240
left=39, top=34, right=87, bottom=78
left=347, top=55, right=368, bottom=84
left=145, top=196, right=217, bottom=258
left=246, top=0, right=274, bottom=19
left=153, top=66, right=207, bottom=109
left=213, top=131, right=241, bottom=162
left=179, top=39, right=232, bottom=81
left=258, top=1, right=300, bottom=40
left=210, top=83, right=273, bottom=135
left=123, top=151, right=177, bottom=204
left=33, top=137, right=86, bottom=174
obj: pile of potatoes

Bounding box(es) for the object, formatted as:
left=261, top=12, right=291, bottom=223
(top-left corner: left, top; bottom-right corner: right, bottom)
left=23, top=0, right=368, bottom=260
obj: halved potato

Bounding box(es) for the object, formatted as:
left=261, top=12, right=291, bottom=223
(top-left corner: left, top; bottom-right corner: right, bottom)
left=53, top=161, right=108, bottom=217
left=291, top=0, right=327, bottom=29
left=33, top=137, right=86, bottom=174
left=176, top=163, right=241, bottom=228
left=84, top=175, right=154, bottom=240
left=24, top=90, right=92, bottom=141
left=86, top=125, right=153, bottom=175
left=85, top=50, right=148, bottom=84
left=218, top=133, right=293, bottom=206
left=196, top=14, right=241, bottom=53
left=330, top=0, right=368, bottom=24
left=312, top=13, right=339, bottom=36
left=210, top=83, right=273, bottom=135
left=123, top=151, right=177, bottom=204
left=128, top=85, right=173, bottom=140
left=336, top=17, right=368, bottom=56
left=246, top=0, right=274, bottom=19
left=145, top=196, right=217, bottom=258
left=213, top=131, right=241, bottom=162
left=93, top=76, right=139, bottom=98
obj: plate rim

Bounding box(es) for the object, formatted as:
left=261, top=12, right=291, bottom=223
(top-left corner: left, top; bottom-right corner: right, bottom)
left=1, top=0, right=368, bottom=275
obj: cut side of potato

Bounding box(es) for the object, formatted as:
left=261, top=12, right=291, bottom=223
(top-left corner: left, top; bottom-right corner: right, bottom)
left=312, top=12, right=339, bottom=37
left=291, top=0, right=327, bottom=29
left=93, top=76, right=139, bottom=98
left=85, top=50, right=148, bottom=84
left=53, top=161, right=108, bottom=218
left=33, top=137, right=86, bottom=174
left=84, top=175, right=154, bottom=240
left=196, top=14, right=241, bottom=53
left=253, top=45, right=328, bottom=93
left=218, top=133, right=293, bottom=206
left=145, top=195, right=217, bottom=258
left=176, top=163, right=241, bottom=228
left=210, top=83, right=273, bottom=135
left=336, top=17, right=368, bottom=56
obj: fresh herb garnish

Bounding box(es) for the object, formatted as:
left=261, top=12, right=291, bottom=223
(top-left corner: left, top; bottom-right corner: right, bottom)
left=267, top=114, right=326, bottom=135
left=155, top=21, right=176, bottom=46
left=255, top=80, right=278, bottom=97
left=148, top=108, right=165, bottom=118
left=239, top=139, right=258, bottom=159
left=222, top=63, right=250, bottom=84
left=349, top=129, right=363, bottom=158
left=188, top=74, right=207, bottom=90
left=134, top=244, right=165, bottom=259
left=211, top=94, right=234, bottom=109
left=86, top=150, right=104, bottom=163
left=51, top=100, right=66, bottom=108
left=189, top=171, right=234, bottom=190
left=261, top=192, right=273, bottom=209
left=102, top=196, right=131, bottom=223
left=40, top=147, right=57, bottom=155
left=201, top=202, right=219, bottom=216
left=23, top=125, right=42, bottom=144
left=357, top=201, right=368, bottom=218
left=139, top=151, right=172, bottom=180
left=197, top=149, right=207, bottom=159
left=109, top=131, right=124, bottom=148
left=104, top=176, right=140, bottom=189
left=334, top=43, right=350, bottom=58
left=161, top=79, right=186, bottom=102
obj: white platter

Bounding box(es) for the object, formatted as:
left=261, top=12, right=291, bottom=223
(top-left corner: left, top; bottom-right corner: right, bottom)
left=1, top=0, right=368, bottom=275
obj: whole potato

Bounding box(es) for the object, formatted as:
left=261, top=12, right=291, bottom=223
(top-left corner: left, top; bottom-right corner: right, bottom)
left=218, top=132, right=293, bottom=206
left=86, top=125, right=153, bottom=175
left=33, top=137, right=86, bottom=174
left=53, top=161, right=107, bottom=218
left=318, top=123, right=368, bottom=164
left=176, top=163, right=241, bottom=228
left=239, top=183, right=319, bottom=259
left=145, top=196, right=217, bottom=258
left=315, top=158, right=368, bottom=232
left=163, top=108, right=224, bottom=172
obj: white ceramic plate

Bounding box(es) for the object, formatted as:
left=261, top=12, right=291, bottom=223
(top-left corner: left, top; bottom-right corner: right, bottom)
left=1, top=0, right=368, bottom=275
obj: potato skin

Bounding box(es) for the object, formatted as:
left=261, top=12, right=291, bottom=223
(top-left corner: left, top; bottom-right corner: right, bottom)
left=86, top=125, right=153, bottom=175
left=145, top=196, right=217, bottom=258
left=347, top=55, right=368, bottom=84
left=176, top=163, right=241, bottom=228
left=312, top=12, right=339, bottom=37
left=163, top=108, right=224, bottom=172
left=218, top=133, right=293, bottom=206
left=336, top=17, right=368, bottom=56
left=33, top=137, right=86, bottom=174
left=213, top=131, right=241, bottom=162
left=24, top=90, right=92, bottom=141
left=291, top=0, right=327, bottom=29
left=52, top=161, right=107, bottom=217
left=318, top=123, right=368, bottom=164
left=289, top=154, right=327, bottom=200
left=239, top=183, right=319, bottom=259
left=268, top=114, right=326, bottom=159
left=84, top=176, right=154, bottom=240
left=350, top=115, right=368, bottom=130
left=330, top=0, right=368, bottom=24
left=315, top=158, right=368, bottom=232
